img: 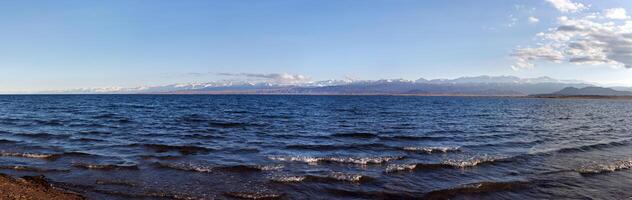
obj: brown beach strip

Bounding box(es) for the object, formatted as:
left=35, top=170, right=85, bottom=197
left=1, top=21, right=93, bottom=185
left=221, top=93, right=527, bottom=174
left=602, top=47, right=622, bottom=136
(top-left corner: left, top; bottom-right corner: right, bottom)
left=0, top=174, right=84, bottom=200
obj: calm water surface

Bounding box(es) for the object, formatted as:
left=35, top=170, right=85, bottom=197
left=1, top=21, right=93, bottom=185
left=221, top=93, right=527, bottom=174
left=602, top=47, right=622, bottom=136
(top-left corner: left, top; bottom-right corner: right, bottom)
left=0, top=95, right=631, bottom=199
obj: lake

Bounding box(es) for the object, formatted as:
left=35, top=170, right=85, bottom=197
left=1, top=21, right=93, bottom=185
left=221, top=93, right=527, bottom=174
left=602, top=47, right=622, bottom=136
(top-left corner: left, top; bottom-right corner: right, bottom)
left=0, top=95, right=630, bottom=199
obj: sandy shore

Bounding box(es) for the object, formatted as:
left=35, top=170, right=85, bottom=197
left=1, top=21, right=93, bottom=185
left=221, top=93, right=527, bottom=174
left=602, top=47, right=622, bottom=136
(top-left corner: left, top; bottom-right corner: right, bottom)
left=0, top=174, right=84, bottom=200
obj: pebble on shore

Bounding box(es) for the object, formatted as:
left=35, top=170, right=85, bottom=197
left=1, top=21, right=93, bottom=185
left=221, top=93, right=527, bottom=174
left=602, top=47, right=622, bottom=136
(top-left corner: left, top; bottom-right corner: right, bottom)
left=0, top=174, right=84, bottom=200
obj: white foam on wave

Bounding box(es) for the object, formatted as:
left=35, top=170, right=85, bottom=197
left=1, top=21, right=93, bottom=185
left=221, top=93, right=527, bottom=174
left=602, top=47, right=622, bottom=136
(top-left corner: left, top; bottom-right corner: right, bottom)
left=403, top=146, right=460, bottom=153
left=328, top=172, right=365, bottom=182
left=157, top=162, right=214, bottom=173
left=157, top=162, right=283, bottom=173
left=442, top=155, right=507, bottom=168
left=270, top=176, right=306, bottom=183
left=225, top=191, right=282, bottom=199
left=268, top=155, right=403, bottom=165
left=270, top=172, right=368, bottom=183
left=577, top=160, right=632, bottom=174
left=385, top=164, right=418, bottom=173
left=255, top=164, right=284, bottom=171
left=0, top=152, right=57, bottom=159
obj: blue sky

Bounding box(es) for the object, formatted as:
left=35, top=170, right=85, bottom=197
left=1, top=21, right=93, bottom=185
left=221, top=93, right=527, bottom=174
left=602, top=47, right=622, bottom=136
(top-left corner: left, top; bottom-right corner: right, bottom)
left=0, top=0, right=631, bottom=92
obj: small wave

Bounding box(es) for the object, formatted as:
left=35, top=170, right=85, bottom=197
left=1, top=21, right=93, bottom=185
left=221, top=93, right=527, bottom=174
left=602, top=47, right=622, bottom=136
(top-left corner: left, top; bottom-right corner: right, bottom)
left=442, top=155, right=508, bottom=168
left=224, top=192, right=283, bottom=200
left=402, top=146, right=460, bottom=154
left=135, top=144, right=214, bottom=155
left=73, top=163, right=139, bottom=171
left=177, top=114, right=207, bottom=123
left=61, top=151, right=98, bottom=157
left=95, top=179, right=137, bottom=187
left=153, top=162, right=213, bottom=173
left=385, top=156, right=508, bottom=173
left=268, top=155, right=404, bottom=165
left=544, top=138, right=632, bottom=154
left=0, top=151, right=97, bottom=160
left=385, top=164, right=420, bottom=173
left=378, top=135, right=449, bottom=141
left=78, top=130, right=112, bottom=135
left=422, top=181, right=529, bottom=199
left=0, top=139, right=18, bottom=144
left=217, top=164, right=284, bottom=172
left=270, top=176, right=306, bottom=183
left=93, top=113, right=116, bottom=119
left=155, top=162, right=282, bottom=173
left=178, top=114, right=249, bottom=128
left=223, top=147, right=261, bottom=154
left=34, top=119, right=64, bottom=126
left=83, top=188, right=199, bottom=200
left=467, top=139, right=542, bottom=148
left=139, top=155, right=180, bottom=160
left=72, top=137, right=105, bottom=142
left=576, top=160, right=632, bottom=175
left=113, top=103, right=155, bottom=109
left=324, top=188, right=417, bottom=199
left=15, top=132, right=70, bottom=139
left=385, top=163, right=464, bottom=173
left=270, top=173, right=373, bottom=184
left=0, top=165, right=70, bottom=172
left=115, top=118, right=133, bottom=124
left=285, top=143, right=390, bottom=151
left=330, top=132, right=378, bottom=138
left=0, top=152, right=59, bottom=159
left=186, top=133, right=226, bottom=140
left=326, top=172, right=372, bottom=182
left=208, top=121, right=249, bottom=128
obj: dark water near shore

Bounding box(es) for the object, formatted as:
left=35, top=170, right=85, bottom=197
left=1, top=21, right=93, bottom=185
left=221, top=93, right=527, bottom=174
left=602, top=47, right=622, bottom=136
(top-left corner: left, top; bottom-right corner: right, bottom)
left=0, top=95, right=631, bottom=199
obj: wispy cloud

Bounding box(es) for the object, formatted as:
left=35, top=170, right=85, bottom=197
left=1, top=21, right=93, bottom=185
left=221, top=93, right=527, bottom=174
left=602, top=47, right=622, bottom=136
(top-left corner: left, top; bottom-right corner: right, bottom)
left=507, top=15, right=518, bottom=27
left=545, top=0, right=587, bottom=13
left=511, top=46, right=564, bottom=70
left=528, top=16, right=540, bottom=24
left=217, top=73, right=311, bottom=84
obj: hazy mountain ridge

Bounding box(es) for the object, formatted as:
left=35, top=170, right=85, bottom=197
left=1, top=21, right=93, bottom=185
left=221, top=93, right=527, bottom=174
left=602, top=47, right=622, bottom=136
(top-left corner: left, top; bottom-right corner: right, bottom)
left=532, top=87, right=632, bottom=97
left=41, top=75, right=598, bottom=95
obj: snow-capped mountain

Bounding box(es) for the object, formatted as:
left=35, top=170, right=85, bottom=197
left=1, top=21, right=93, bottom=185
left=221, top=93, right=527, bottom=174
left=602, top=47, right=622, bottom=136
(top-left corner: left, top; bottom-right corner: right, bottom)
left=39, top=75, right=595, bottom=95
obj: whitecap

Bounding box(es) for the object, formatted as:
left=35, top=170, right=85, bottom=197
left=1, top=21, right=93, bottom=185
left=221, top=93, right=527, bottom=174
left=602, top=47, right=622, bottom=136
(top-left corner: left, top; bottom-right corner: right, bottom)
left=577, top=160, right=632, bottom=174
left=268, top=155, right=403, bottom=165
left=0, top=152, right=57, bottom=159
left=402, top=146, right=460, bottom=153
left=270, top=176, right=306, bottom=183
left=385, top=164, right=418, bottom=173
left=442, top=155, right=507, bottom=168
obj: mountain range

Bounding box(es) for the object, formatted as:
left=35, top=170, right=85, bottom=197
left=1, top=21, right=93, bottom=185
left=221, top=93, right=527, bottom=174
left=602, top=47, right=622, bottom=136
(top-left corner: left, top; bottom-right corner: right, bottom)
left=531, top=86, right=632, bottom=98
left=43, top=75, right=631, bottom=96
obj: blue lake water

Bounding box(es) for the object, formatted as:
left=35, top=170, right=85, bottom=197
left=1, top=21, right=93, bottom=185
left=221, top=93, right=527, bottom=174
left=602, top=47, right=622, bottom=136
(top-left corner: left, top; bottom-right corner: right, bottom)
left=0, top=95, right=631, bottom=199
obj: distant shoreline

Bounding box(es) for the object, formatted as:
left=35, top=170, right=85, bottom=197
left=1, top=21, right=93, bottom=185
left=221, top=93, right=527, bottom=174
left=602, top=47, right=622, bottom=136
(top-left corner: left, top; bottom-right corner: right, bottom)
left=3, top=93, right=632, bottom=100
left=527, top=95, right=632, bottom=100
left=1, top=93, right=525, bottom=97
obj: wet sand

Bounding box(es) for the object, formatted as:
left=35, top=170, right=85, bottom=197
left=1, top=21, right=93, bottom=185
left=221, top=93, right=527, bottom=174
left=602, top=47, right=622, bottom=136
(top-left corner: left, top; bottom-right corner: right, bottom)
left=0, top=174, right=84, bottom=200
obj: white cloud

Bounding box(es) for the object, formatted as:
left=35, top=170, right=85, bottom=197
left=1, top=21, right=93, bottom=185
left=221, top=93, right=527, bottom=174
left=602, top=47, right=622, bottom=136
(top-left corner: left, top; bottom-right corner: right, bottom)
left=545, top=0, right=587, bottom=13
left=217, top=72, right=311, bottom=84
left=528, top=16, right=540, bottom=23
left=512, top=6, right=632, bottom=70
left=604, top=8, right=630, bottom=20
left=511, top=46, right=564, bottom=70
left=508, top=15, right=518, bottom=27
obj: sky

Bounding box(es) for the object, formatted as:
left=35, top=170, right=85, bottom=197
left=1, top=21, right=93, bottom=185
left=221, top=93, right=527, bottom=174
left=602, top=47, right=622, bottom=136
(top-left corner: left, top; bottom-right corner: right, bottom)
left=0, top=0, right=631, bottom=92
